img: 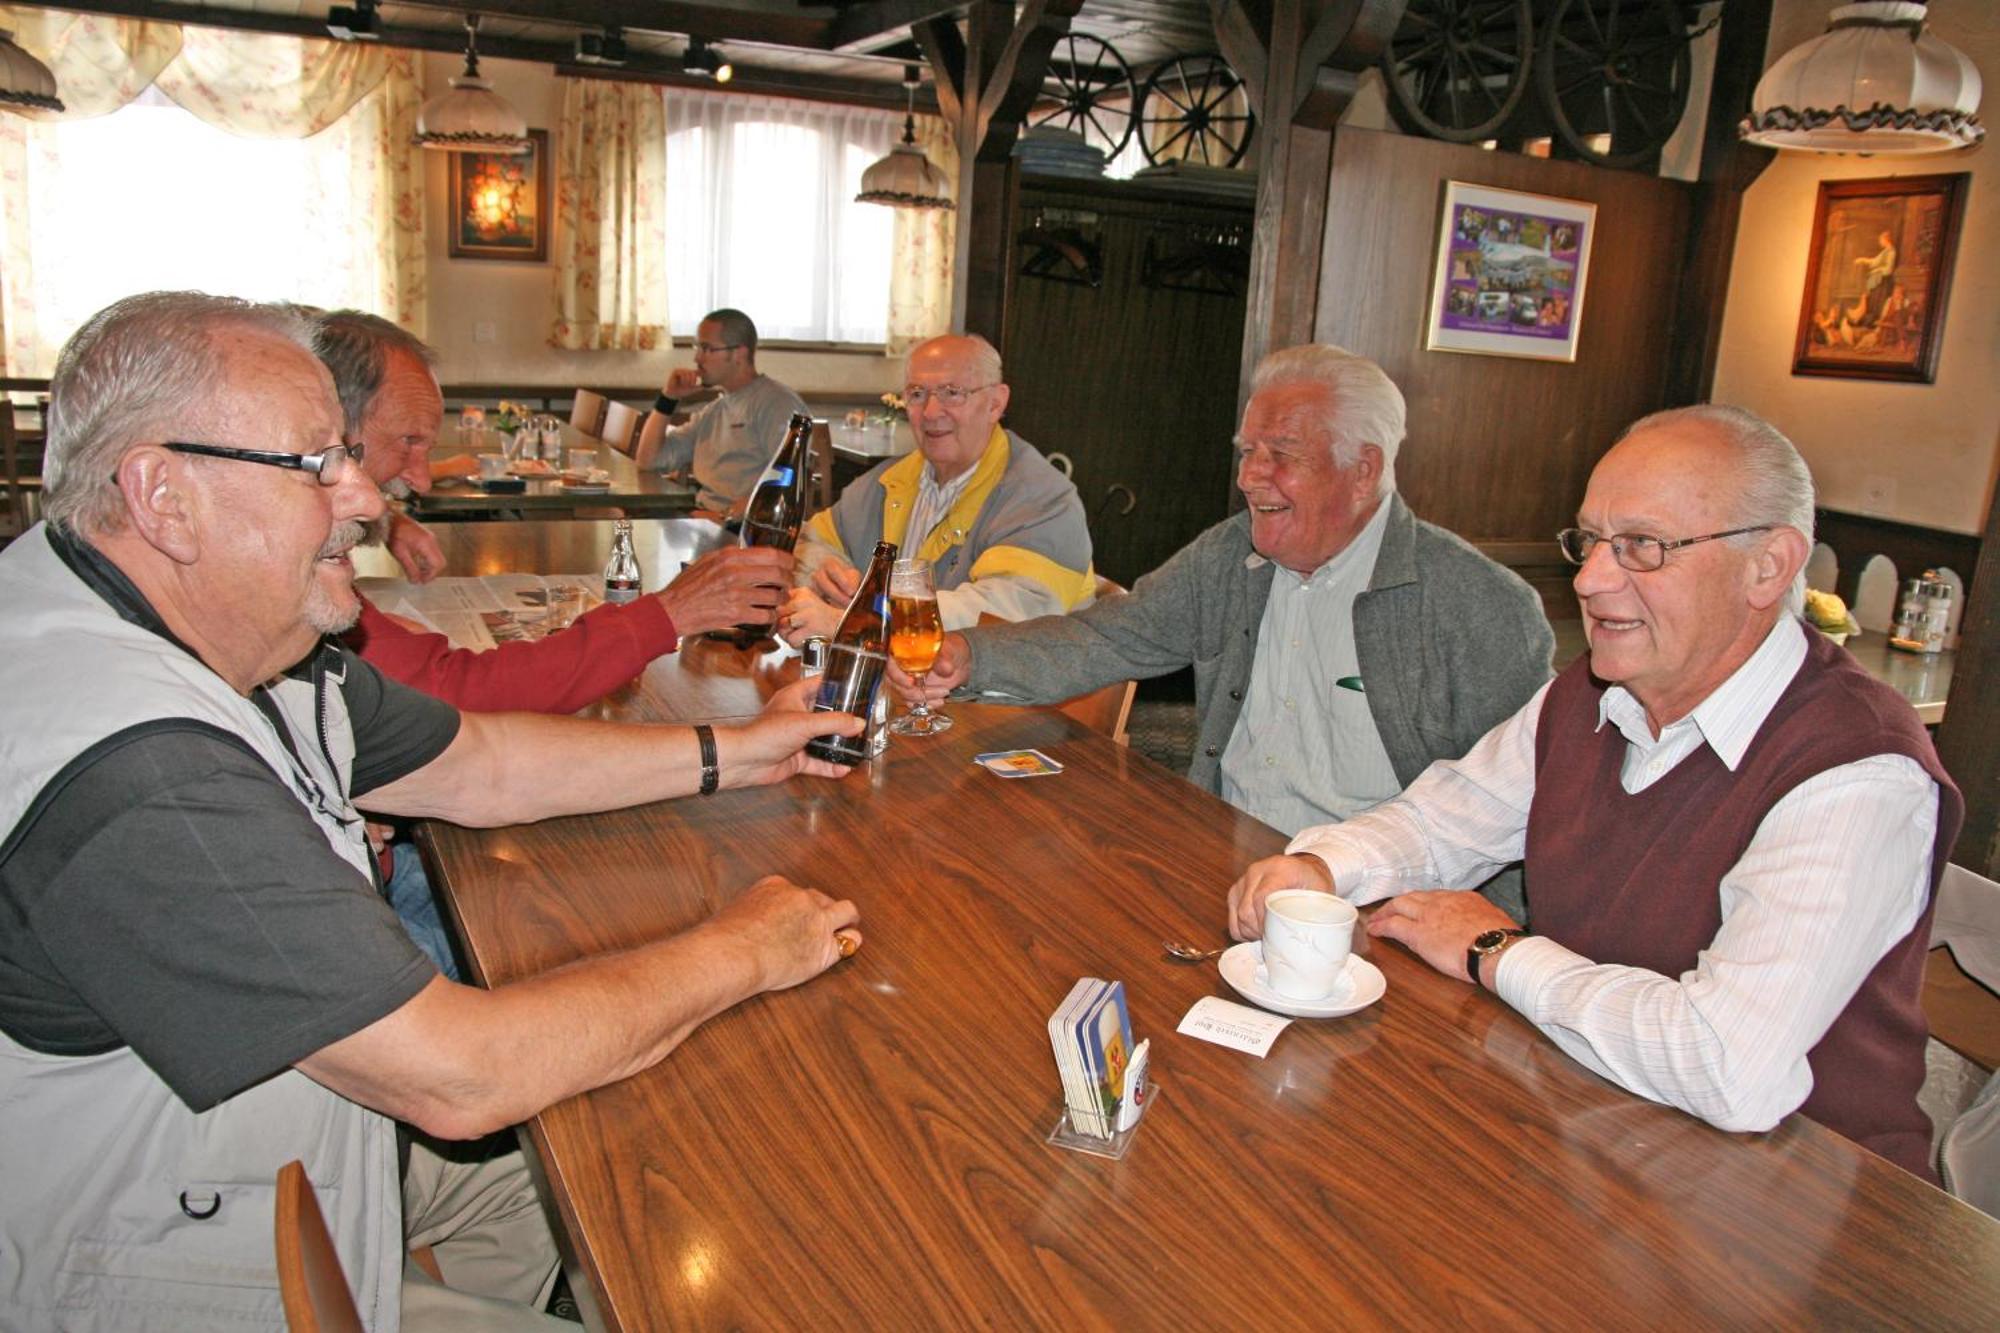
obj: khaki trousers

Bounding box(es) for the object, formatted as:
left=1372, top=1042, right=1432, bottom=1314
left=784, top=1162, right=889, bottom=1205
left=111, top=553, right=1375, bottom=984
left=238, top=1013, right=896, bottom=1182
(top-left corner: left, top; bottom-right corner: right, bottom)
left=400, top=1141, right=568, bottom=1330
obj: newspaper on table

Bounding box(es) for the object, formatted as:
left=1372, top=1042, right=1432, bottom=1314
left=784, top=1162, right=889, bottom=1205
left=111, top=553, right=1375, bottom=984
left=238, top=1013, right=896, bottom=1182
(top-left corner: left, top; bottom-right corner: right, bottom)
left=364, top=573, right=604, bottom=652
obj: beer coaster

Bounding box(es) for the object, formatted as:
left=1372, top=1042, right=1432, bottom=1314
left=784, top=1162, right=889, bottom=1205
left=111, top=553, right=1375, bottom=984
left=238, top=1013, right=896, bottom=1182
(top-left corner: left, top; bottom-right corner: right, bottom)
left=974, top=749, right=1063, bottom=778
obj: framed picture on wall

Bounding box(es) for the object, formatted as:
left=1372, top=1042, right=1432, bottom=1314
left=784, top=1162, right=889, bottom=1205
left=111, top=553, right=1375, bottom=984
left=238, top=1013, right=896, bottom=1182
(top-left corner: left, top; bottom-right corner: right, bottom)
left=1424, top=181, right=1596, bottom=363
left=1791, top=173, right=1967, bottom=383
left=448, top=129, right=550, bottom=263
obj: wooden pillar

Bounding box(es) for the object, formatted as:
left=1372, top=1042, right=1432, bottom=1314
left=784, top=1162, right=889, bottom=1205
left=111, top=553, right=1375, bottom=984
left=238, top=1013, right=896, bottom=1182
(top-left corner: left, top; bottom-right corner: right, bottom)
left=1937, top=480, right=2000, bottom=879
left=917, top=0, right=1084, bottom=344
left=1665, top=0, right=1774, bottom=405
left=1215, top=0, right=1404, bottom=421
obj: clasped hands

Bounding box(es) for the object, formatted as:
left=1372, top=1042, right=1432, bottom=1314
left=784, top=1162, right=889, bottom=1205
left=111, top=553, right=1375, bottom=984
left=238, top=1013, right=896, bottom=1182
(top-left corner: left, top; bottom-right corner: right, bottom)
left=1227, top=854, right=1519, bottom=984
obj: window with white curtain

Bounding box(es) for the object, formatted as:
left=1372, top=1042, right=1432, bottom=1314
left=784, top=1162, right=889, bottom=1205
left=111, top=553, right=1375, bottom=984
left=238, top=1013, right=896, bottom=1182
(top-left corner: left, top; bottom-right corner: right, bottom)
left=664, top=89, right=899, bottom=345
left=18, top=86, right=387, bottom=357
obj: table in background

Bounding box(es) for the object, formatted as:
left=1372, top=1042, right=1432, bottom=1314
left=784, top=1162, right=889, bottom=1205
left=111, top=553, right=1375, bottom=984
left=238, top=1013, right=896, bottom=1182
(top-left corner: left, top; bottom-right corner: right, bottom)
left=410, top=423, right=697, bottom=520
left=410, top=569, right=2000, bottom=1329
left=1552, top=619, right=1952, bottom=725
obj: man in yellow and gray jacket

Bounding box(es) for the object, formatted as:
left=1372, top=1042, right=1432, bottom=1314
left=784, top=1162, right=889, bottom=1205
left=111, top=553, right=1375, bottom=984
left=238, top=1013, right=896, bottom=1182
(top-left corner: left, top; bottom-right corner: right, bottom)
left=780, top=333, right=1094, bottom=640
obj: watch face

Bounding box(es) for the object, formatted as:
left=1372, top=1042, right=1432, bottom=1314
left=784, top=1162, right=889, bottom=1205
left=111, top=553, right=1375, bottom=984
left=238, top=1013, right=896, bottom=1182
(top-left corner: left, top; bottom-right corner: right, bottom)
left=1473, top=929, right=1511, bottom=953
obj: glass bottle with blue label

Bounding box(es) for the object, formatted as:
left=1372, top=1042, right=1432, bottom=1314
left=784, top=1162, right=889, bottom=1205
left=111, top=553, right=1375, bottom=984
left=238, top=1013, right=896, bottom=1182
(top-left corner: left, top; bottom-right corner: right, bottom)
left=726, top=412, right=815, bottom=644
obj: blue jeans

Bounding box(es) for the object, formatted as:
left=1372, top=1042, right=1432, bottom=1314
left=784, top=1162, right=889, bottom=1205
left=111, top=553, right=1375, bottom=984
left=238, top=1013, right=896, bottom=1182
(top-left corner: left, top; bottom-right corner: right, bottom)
left=386, top=842, right=462, bottom=981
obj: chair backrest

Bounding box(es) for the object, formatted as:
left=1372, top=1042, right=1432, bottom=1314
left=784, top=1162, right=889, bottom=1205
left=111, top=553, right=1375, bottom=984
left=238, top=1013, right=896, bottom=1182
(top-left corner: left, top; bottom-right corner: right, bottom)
left=274, top=1160, right=365, bottom=1333
left=1049, top=576, right=1136, bottom=745
left=601, top=401, right=642, bottom=454
left=633, top=408, right=666, bottom=463
left=807, top=418, right=835, bottom=514
left=569, top=389, right=608, bottom=438
left=1804, top=542, right=1838, bottom=595
left=0, top=409, right=25, bottom=537
left=1853, top=553, right=1898, bottom=633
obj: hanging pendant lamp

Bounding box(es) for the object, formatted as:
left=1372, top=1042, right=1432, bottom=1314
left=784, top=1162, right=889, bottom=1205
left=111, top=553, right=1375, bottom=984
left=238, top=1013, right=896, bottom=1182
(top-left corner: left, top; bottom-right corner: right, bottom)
left=415, top=14, right=529, bottom=153
left=0, top=28, right=64, bottom=113
left=857, top=66, right=954, bottom=211
left=1740, top=2, right=1983, bottom=154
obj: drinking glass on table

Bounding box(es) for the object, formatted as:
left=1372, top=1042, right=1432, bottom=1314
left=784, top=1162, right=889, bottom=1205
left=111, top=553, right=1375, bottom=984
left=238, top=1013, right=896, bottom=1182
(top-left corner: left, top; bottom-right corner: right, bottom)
left=888, top=558, right=951, bottom=736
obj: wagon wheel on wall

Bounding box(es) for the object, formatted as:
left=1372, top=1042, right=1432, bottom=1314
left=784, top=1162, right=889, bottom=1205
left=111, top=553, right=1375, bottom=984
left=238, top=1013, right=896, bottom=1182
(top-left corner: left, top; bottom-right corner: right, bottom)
left=1137, top=55, right=1255, bottom=168
left=1536, top=0, right=1694, bottom=168
left=1026, top=33, right=1139, bottom=159
left=1380, top=0, right=1535, bottom=143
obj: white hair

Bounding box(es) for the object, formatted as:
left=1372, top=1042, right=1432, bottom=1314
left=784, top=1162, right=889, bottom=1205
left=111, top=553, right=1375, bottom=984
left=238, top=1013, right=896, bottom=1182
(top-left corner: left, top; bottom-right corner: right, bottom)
left=45, top=293, right=317, bottom=537
left=1618, top=403, right=1816, bottom=616
left=1249, top=344, right=1404, bottom=495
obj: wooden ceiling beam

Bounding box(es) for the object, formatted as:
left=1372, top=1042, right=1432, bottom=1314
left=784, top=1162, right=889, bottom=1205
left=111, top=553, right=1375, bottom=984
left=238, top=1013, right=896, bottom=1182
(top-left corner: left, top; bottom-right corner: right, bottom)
left=973, top=0, right=1085, bottom=145
left=828, top=1, right=964, bottom=54
left=383, top=0, right=834, bottom=50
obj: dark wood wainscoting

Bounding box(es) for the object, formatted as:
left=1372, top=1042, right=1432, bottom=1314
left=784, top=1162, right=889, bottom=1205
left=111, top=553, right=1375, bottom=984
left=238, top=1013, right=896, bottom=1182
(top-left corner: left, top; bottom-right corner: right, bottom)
left=1312, top=129, right=1694, bottom=551
left=1814, top=508, right=1984, bottom=608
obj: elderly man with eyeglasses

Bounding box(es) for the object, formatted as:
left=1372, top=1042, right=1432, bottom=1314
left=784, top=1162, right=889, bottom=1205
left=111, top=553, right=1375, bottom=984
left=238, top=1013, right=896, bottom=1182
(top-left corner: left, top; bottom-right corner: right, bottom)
left=0, top=292, right=867, bottom=1329
left=635, top=306, right=808, bottom=512
left=779, top=332, right=1095, bottom=641
left=1227, top=404, right=1963, bottom=1179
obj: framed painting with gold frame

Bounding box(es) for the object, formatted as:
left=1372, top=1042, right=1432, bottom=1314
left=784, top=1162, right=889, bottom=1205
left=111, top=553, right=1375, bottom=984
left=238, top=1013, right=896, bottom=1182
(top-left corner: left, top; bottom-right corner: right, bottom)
left=448, top=129, right=550, bottom=263
left=1792, top=173, right=1967, bottom=384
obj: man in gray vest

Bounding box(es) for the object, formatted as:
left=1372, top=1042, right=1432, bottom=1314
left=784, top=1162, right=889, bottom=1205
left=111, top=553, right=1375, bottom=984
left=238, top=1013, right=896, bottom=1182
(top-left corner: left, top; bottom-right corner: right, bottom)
left=1228, top=406, right=1961, bottom=1177
left=635, top=306, right=808, bottom=512
left=901, top=344, right=1552, bottom=916
left=0, top=292, right=867, bottom=1330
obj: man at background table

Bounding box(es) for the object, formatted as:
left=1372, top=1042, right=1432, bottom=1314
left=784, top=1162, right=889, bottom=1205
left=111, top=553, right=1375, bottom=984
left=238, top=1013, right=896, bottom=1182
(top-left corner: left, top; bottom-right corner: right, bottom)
left=897, top=344, right=1551, bottom=917
left=1227, top=405, right=1961, bottom=1177
left=0, top=291, right=868, bottom=1329
left=635, top=306, right=807, bottom=512
left=315, top=309, right=797, bottom=975
left=779, top=332, right=1094, bottom=642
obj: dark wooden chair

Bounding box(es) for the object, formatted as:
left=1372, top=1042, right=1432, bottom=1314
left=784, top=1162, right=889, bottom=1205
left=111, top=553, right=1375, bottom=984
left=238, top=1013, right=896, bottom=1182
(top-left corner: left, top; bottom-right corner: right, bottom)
left=568, top=389, right=608, bottom=437
left=599, top=400, right=642, bottom=455
left=1047, top=576, right=1137, bottom=746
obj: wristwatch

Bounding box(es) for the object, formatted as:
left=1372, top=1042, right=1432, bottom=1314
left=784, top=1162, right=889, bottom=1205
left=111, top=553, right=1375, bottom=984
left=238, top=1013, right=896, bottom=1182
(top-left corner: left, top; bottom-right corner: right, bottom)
left=1467, top=928, right=1528, bottom=989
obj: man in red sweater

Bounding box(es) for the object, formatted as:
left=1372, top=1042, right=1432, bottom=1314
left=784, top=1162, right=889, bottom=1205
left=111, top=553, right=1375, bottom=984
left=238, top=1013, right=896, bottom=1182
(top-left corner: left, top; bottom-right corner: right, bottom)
left=313, top=311, right=792, bottom=972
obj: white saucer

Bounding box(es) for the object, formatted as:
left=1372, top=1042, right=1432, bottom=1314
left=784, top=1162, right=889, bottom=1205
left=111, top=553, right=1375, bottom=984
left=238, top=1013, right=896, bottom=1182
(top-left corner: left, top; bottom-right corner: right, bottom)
left=1218, top=942, right=1385, bottom=1019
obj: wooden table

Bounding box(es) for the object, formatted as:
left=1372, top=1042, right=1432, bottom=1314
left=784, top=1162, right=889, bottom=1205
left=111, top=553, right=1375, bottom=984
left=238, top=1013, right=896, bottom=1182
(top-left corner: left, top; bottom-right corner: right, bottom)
left=410, top=523, right=2000, bottom=1330
left=411, top=423, right=697, bottom=519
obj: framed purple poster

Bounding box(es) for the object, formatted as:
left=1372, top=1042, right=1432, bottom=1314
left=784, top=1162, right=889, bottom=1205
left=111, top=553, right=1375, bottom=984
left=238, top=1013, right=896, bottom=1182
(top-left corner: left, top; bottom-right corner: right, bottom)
left=1425, top=181, right=1596, bottom=363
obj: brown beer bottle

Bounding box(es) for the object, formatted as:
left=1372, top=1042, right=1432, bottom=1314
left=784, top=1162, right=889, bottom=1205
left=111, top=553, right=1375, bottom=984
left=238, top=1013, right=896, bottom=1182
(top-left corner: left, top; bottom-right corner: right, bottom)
left=725, top=413, right=815, bottom=645
left=804, top=540, right=897, bottom=766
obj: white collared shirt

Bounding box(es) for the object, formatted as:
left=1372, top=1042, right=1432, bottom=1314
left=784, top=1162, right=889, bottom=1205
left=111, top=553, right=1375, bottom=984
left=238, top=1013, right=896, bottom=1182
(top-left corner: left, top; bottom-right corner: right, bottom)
left=1286, top=616, right=1939, bottom=1133
left=903, top=459, right=978, bottom=561
left=1221, top=497, right=1400, bottom=836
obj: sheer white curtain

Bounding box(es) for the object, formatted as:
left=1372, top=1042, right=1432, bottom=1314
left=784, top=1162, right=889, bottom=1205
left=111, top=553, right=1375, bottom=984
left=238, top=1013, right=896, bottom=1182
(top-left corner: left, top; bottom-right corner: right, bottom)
left=664, top=89, right=899, bottom=344
left=0, top=11, right=424, bottom=374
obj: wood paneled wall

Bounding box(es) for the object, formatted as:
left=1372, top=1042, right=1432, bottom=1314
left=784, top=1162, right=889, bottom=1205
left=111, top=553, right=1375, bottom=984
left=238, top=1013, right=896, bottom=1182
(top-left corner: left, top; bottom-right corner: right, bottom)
left=1313, top=130, right=1695, bottom=585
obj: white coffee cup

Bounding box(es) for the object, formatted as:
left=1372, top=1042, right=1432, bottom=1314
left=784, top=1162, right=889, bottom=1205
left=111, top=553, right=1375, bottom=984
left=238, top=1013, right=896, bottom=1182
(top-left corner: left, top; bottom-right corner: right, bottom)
left=1261, top=890, right=1357, bottom=1001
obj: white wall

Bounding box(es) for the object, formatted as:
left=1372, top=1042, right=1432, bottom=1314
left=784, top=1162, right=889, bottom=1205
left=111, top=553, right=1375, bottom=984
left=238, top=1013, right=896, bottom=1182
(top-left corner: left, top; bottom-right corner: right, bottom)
left=418, top=54, right=902, bottom=399
left=1711, top=0, right=1998, bottom=535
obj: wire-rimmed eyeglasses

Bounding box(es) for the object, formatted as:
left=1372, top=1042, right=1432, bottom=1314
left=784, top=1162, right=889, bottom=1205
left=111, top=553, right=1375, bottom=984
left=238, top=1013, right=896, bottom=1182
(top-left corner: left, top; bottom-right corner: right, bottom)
left=1557, top=525, right=1775, bottom=573
left=901, top=383, right=995, bottom=409
left=165, top=441, right=365, bottom=487
left=693, top=342, right=743, bottom=355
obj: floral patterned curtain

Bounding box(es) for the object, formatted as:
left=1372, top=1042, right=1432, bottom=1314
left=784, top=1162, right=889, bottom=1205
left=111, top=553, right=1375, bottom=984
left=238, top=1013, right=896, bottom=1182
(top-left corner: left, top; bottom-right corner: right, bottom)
left=0, top=11, right=425, bottom=372
left=549, top=76, right=667, bottom=351
left=886, top=113, right=957, bottom=354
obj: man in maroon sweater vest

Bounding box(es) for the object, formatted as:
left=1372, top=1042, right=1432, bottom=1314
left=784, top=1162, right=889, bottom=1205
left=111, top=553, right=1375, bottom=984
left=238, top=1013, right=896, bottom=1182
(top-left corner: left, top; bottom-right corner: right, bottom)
left=1228, top=405, right=1961, bottom=1178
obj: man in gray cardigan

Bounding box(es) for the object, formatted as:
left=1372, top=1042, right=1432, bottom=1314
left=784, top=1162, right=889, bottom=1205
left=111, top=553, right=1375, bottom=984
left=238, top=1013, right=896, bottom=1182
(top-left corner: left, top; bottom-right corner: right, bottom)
left=903, top=344, right=1552, bottom=916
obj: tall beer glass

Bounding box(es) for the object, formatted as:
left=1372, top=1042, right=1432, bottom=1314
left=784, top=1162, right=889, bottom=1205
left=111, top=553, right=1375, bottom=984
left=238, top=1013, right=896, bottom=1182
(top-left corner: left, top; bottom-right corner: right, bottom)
left=888, top=558, right=950, bottom=736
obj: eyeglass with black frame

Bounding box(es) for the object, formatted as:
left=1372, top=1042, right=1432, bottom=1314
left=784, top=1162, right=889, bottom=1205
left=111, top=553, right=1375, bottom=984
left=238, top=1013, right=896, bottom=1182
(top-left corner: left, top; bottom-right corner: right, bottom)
left=901, top=383, right=995, bottom=409
left=164, top=441, right=365, bottom=487
left=693, top=342, right=743, bottom=355
left=1556, top=525, right=1775, bottom=572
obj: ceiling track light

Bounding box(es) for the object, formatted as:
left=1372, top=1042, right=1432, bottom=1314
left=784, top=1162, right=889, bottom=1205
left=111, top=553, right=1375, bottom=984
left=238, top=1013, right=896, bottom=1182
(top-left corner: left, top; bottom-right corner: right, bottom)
left=414, top=13, right=530, bottom=154
left=325, top=0, right=381, bottom=43
left=574, top=26, right=627, bottom=68
left=685, top=37, right=732, bottom=84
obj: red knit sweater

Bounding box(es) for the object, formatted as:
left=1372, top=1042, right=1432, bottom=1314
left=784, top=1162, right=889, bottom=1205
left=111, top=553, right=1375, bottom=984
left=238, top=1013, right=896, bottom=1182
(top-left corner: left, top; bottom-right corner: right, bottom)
left=346, top=593, right=679, bottom=714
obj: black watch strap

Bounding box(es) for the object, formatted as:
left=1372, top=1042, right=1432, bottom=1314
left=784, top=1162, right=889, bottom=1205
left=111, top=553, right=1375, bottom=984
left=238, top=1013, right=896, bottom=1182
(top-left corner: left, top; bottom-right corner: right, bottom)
left=1468, top=928, right=1528, bottom=990
left=654, top=392, right=678, bottom=415
left=694, top=723, right=719, bottom=796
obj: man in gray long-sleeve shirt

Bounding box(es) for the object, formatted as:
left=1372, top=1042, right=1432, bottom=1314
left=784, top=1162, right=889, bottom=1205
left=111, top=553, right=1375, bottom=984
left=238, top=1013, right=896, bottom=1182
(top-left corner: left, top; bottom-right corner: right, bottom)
left=901, top=344, right=1553, bottom=917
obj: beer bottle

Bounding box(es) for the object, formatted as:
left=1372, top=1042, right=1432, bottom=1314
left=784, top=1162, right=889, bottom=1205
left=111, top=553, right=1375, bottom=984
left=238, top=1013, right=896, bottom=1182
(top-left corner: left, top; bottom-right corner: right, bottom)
left=805, top=540, right=897, bottom=766
left=603, top=519, right=642, bottom=605
left=726, top=413, right=815, bottom=644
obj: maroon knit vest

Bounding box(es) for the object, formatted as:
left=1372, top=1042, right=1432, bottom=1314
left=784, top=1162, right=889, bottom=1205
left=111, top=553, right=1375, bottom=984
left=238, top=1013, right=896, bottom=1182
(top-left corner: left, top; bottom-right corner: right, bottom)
left=1527, top=630, right=1962, bottom=1178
